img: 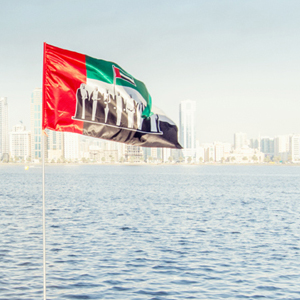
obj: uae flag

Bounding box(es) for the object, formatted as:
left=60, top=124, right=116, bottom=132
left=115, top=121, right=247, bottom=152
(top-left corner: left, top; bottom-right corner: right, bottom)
left=42, top=43, right=182, bottom=149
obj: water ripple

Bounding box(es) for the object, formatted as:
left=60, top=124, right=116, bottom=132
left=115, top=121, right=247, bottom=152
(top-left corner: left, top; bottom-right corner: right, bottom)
left=1, top=165, right=300, bottom=299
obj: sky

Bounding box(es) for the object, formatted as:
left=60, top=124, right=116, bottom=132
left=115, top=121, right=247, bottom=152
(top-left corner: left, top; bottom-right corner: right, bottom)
left=1, top=0, right=300, bottom=144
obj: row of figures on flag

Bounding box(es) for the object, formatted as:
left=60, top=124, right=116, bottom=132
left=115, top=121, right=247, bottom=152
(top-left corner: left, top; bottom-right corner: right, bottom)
left=73, top=83, right=160, bottom=133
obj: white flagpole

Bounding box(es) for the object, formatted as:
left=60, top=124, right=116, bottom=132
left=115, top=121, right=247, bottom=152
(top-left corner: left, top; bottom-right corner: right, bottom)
left=42, top=42, right=47, bottom=300
left=42, top=131, right=46, bottom=300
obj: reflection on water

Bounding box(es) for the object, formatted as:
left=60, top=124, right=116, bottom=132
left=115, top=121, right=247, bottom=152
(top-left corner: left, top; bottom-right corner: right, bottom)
left=1, top=165, right=300, bottom=299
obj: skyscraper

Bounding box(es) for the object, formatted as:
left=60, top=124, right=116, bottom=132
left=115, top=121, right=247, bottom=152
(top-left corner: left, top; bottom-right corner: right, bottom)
left=0, top=97, right=9, bottom=160
left=179, top=99, right=196, bottom=158
left=30, top=88, right=46, bottom=161
left=234, top=132, right=248, bottom=150
left=9, top=122, right=31, bottom=161
left=289, top=134, right=300, bottom=163
left=260, top=136, right=274, bottom=156
left=47, top=130, right=64, bottom=162
left=274, top=135, right=290, bottom=162
left=274, top=135, right=289, bottom=156
left=64, top=132, right=79, bottom=161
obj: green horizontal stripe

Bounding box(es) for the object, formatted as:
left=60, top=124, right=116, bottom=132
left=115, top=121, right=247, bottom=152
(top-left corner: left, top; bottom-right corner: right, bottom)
left=85, top=55, right=152, bottom=117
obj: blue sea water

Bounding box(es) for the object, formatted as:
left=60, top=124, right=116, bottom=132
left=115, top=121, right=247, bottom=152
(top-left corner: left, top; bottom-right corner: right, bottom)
left=1, top=164, right=300, bottom=299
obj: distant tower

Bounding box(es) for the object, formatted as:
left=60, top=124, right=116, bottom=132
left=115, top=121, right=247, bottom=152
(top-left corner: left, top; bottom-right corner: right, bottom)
left=289, top=134, right=300, bottom=163
left=64, top=132, right=79, bottom=161
left=9, top=122, right=31, bottom=161
left=260, top=136, right=274, bottom=156
left=30, top=88, right=46, bottom=161
left=47, top=130, right=64, bottom=162
left=0, top=97, right=9, bottom=160
left=234, top=132, right=248, bottom=150
left=179, top=99, right=196, bottom=158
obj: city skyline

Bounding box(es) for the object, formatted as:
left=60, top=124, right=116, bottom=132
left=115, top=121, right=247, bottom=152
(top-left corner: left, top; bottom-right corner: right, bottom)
left=2, top=93, right=300, bottom=148
left=1, top=1, right=300, bottom=143
left=2, top=89, right=300, bottom=164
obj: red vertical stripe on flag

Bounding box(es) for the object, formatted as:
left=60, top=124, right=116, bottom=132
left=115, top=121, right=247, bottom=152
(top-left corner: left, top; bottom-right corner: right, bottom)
left=43, top=43, right=87, bottom=133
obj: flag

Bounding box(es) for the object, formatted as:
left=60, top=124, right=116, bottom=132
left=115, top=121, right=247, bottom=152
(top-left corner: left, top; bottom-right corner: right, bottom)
left=113, top=66, right=135, bottom=86
left=42, top=43, right=182, bottom=149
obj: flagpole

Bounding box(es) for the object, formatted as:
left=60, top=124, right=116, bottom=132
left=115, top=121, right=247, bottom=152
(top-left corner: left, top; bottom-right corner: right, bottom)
left=42, top=131, right=46, bottom=300
left=42, top=42, right=47, bottom=300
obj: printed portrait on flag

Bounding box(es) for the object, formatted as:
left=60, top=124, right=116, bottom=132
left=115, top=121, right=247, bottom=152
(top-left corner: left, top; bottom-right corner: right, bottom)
left=72, top=77, right=161, bottom=134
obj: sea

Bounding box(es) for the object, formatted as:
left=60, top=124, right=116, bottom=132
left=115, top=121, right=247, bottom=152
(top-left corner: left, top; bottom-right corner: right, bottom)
left=1, top=164, right=300, bottom=300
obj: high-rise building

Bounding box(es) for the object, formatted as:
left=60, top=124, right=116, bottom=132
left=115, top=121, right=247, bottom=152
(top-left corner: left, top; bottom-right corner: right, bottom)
left=260, top=136, right=274, bottom=156
left=249, top=138, right=259, bottom=149
left=30, top=88, right=46, bottom=161
left=234, top=132, right=247, bottom=150
left=64, top=132, right=80, bottom=161
left=289, top=134, right=300, bottom=163
left=125, top=145, right=143, bottom=162
left=47, top=130, right=64, bottom=162
left=214, top=142, right=232, bottom=162
left=179, top=99, right=196, bottom=158
left=0, top=97, right=9, bottom=160
left=196, top=141, right=205, bottom=163
left=274, top=135, right=289, bottom=156
left=9, top=122, right=31, bottom=161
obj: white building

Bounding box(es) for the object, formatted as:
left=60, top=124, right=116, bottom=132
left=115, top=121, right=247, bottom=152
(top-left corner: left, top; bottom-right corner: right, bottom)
left=234, top=132, right=248, bottom=150
left=0, top=97, right=9, bottom=160
left=200, top=143, right=215, bottom=162
left=213, top=142, right=231, bottom=162
left=30, top=88, right=45, bottom=161
left=47, top=130, right=64, bottom=162
left=260, top=136, right=274, bottom=156
left=289, top=134, right=300, bottom=163
left=214, top=142, right=225, bottom=162
left=179, top=99, right=196, bottom=159
left=196, top=140, right=205, bottom=163
left=162, top=147, right=172, bottom=163
left=226, top=146, right=264, bottom=163
left=116, top=142, right=126, bottom=162
left=101, top=140, right=120, bottom=163
left=9, top=122, right=31, bottom=161
left=125, top=145, right=143, bottom=162
left=64, top=132, right=80, bottom=161
left=274, top=135, right=289, bottom=161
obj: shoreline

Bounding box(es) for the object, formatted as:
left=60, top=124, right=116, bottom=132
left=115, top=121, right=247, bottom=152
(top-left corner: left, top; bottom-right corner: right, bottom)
left=1, top=162, right=299, bottom=167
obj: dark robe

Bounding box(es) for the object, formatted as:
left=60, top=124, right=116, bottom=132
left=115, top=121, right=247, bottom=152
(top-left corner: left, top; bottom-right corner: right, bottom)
left=120, top=97, right=128, bottom=128
left=107, top=94, right=117, bottom=125
left=133, top=101, right=138, bottom=129
left=74, top=88, right=89, bottom=120
left=141, top=116, right=151, bottom=133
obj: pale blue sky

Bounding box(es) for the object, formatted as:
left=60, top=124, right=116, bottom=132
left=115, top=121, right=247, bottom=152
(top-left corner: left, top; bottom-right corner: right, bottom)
left=1, top=0, right=300, bottom=143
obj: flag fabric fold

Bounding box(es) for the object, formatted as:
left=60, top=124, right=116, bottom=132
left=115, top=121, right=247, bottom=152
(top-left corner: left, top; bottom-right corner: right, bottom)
left=42, top=43, right=182, bottom=149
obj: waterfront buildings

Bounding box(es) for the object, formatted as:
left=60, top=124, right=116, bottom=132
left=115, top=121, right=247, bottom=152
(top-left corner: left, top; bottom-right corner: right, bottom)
left=0, top=97, right=9, bottom=160
left=227, top=146, right=265, bottom=163
left=125, top=145, right=143, bottom=162
left=214, top=142, right=232, bottom=162
left=179, top=99, right=196, bottom=159
left=9, top=122, right=31, bottom=161
left=3, top=91, right=300, bottom=164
